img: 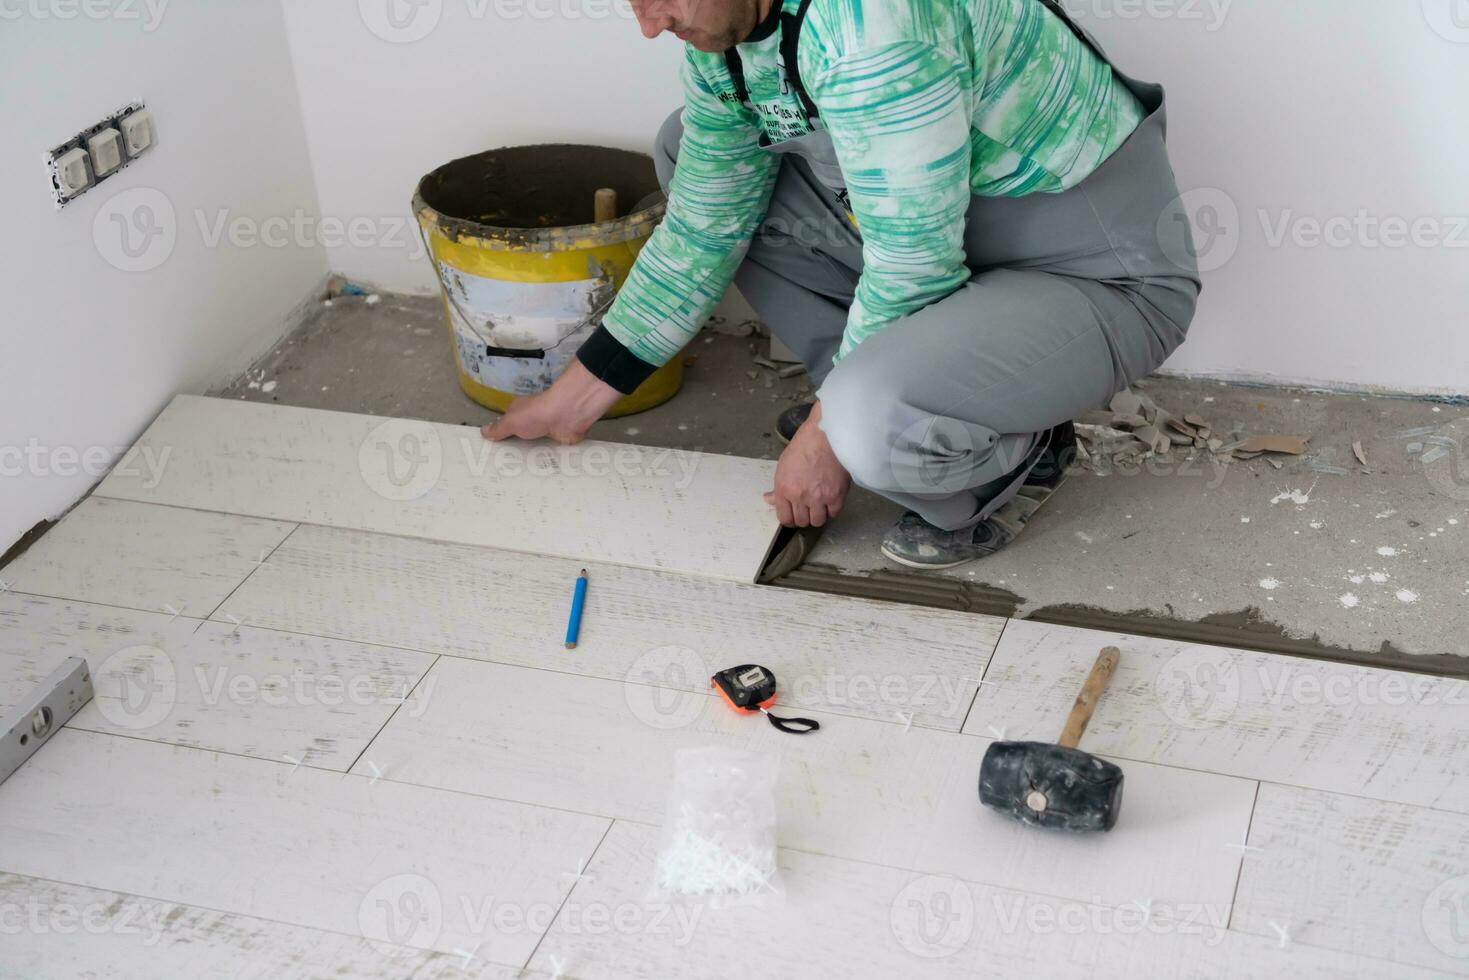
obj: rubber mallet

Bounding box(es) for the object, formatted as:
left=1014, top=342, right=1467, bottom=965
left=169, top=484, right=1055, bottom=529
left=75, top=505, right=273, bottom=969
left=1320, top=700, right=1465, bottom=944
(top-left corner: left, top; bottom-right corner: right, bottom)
left=978, top=646, right=1124, bottom=832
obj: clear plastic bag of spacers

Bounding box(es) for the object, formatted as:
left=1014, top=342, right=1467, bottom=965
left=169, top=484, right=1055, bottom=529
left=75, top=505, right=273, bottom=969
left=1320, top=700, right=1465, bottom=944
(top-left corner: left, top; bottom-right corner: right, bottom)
left=652, top=747, right=784, bottom=907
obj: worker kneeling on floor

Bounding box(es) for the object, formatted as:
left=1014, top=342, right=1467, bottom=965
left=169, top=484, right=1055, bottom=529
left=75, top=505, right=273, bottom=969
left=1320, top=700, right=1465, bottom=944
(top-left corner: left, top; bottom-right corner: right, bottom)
left=482, top=0, right=1202, bottom=570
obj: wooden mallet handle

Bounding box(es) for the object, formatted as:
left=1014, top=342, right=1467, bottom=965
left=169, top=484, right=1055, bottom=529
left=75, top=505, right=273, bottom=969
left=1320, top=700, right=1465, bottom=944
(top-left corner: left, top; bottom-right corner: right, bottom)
left=1057, top=647, right=1121, bottom=749
left=594, top=188, right=618, bottom=224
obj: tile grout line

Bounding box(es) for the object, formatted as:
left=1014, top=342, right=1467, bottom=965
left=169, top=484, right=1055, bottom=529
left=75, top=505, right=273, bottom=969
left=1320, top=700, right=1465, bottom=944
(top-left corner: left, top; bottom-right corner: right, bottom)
left=520, top=819, right=617, bottom=974
left=960, top=614, right=1013, bottom=734
left=1225, top=780, right=1263, bottom=933
left=197, top=523, right=304, bottom=632
left=342, top=654, right=443, bottom=777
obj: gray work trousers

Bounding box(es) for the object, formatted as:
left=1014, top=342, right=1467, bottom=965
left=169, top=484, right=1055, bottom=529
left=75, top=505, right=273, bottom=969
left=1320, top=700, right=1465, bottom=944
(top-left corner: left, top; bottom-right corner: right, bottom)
left=653, top=87, right=1201, bottom=530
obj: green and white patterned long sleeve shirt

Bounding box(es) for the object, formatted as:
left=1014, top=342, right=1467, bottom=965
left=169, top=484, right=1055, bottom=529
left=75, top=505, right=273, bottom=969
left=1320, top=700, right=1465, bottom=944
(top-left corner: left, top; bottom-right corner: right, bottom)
left=578, top=0, right=1143, bottom=393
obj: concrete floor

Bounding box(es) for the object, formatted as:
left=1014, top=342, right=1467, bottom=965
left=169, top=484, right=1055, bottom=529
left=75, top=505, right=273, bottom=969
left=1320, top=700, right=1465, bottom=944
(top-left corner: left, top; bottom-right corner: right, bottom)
left=218, top=291, right=1469, bottom=664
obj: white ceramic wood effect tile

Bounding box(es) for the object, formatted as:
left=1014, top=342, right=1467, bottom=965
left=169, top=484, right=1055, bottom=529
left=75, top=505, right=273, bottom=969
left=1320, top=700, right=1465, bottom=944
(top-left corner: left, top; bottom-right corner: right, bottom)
left=0, top=592, right=434, bottom=770
left=1232, top=783, right=1469, bottom=975
left=215, top=523, right=999, bottom=730
left=96, top=395, right=780, bottom=582
left=0, top=730, right=609, bottom=965
left=354, top=655, right=1255, bottom=915
left=2, top=496, right=294, bottom=617
left=0, top=593, right=199, bottom=716
left=966, top=619, right=1469, bottom=811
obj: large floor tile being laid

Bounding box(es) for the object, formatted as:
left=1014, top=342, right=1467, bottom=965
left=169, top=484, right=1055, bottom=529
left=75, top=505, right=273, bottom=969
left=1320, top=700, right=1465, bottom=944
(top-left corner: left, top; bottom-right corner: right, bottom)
left=94, top=395, right=781, bottom=583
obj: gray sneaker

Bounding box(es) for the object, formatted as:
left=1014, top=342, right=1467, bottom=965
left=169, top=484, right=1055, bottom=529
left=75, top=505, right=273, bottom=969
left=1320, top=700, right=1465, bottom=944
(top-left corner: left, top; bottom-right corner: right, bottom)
left=880, top=422, right=1076, bottom=570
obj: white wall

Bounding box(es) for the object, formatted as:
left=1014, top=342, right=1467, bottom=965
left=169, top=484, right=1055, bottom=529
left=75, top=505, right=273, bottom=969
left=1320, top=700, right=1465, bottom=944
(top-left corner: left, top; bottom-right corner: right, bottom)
left=280, top=0, right=1469, bottom=397
left=1, top=3, right=328, bottom=553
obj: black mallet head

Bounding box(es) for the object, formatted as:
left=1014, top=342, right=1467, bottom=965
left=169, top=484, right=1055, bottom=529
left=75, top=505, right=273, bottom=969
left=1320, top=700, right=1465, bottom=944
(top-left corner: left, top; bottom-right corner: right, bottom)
left=977, top=646, right=1125, bottom=833
left=978, top=741, right=1124, bottom=832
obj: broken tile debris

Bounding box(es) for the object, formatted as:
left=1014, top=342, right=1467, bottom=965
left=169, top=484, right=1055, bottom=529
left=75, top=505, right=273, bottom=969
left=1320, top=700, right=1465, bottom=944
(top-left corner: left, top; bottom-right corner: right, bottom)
left=1072, top=386, right=1317, bottom=474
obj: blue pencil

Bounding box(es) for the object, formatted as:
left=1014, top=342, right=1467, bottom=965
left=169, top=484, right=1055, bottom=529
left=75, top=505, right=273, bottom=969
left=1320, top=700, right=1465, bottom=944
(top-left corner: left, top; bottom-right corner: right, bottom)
left=564, top=569, right=588, bottom=649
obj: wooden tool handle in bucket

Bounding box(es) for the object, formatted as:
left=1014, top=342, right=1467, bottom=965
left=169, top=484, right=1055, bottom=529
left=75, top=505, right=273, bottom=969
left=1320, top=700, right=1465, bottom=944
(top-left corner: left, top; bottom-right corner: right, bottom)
left=1057, top=647, right=1121, bottom=749
left=594, top=188, right=618, bottom=224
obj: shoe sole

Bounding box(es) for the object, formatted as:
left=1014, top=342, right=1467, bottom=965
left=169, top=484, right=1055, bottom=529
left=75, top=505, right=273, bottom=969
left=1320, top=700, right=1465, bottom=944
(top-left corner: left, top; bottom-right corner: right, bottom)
left=878, top=545, right=978, bottom=571
left=879, top=458, right=1072, bottom=572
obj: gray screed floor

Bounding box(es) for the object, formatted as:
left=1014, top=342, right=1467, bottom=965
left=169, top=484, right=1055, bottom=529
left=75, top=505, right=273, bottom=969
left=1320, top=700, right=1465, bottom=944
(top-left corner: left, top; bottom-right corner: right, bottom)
left=216, top=291, right=1469, bottom=669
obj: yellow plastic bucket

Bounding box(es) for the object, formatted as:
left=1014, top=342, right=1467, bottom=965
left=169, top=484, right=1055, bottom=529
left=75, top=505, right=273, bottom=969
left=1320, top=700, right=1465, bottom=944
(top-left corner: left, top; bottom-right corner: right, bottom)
left=413, top=144, right=683, bottom=417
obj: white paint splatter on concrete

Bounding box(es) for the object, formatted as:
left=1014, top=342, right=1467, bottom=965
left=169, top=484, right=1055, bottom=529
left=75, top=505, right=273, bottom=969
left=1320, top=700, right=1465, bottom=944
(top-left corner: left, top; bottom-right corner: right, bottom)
left=1369, top=572, right=1390, bottom=584
left=1240, top=516, right=1251, bottom=524
left=1271, top=489, right=1311, bottom=506
left=1348, top=575, right=1365, bottom=585
left=261, top=380, right=278, bottom=394
left=1076, top=531, right=1095, bottom=544
left=1450, top=519, right=1461, bottom=526
left=1338, top=593, right=1360, bottom=608
left=1259, top=578, right=1282, bottom=590
left=1396, top=589, right=1419, bottom=604
left=1309, top=521, right=1324, bottom=530
left=1375, top=509, right=1397, bottom=519
left=1376, top=546, right=1399, bottom=557
left=366, top=294, right=381, bottom=305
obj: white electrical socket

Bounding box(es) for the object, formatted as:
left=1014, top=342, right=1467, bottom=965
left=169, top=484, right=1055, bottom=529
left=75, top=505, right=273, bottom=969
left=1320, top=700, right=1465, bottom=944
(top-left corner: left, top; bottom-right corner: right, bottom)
left=54, top=147, right=92, bottom=198
left=87, top=128, right=124, bottom=178
left=119, top=110, right=155, bottom=156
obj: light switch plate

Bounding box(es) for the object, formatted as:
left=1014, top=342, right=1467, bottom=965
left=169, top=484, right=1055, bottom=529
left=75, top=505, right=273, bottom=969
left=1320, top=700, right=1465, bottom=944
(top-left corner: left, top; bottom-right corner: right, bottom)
left=87, top=128, right=124, bottom=178
left=47, top=100, right=151, bottom=208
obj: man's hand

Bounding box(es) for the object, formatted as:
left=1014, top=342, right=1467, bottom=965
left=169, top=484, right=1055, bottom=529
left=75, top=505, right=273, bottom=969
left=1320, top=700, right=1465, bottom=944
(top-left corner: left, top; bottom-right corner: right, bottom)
left=482, top=359, right=623, bottom=445
left=765, top=401, right=851, bottom=527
